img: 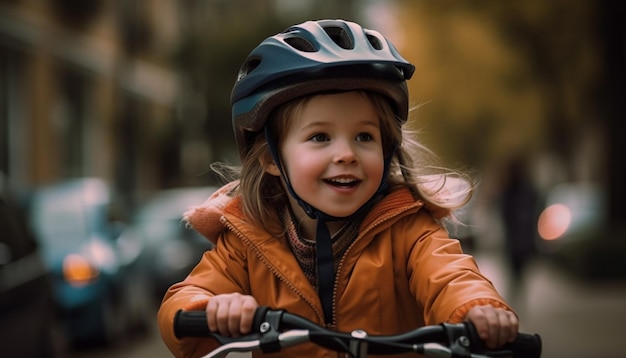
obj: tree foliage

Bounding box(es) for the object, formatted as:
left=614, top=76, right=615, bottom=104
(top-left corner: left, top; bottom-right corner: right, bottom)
left=395, top=1, right=602, bottom=177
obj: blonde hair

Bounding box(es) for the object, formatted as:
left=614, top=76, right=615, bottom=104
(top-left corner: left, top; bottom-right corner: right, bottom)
left=211, top=90, right=473, bottom=232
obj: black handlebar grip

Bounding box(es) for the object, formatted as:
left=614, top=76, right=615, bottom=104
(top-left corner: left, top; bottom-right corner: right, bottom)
left=174, top=307, right=274, bottom=338
left=464, top=321, right=542, bottom=358
left=174, top=310, right=211, bottom=338
left=509, top=332, right=542, bottom=358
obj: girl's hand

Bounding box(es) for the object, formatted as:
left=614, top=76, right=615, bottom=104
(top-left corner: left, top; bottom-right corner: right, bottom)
left=206, top=293, right=258, bottom=337
left=465, top=304, right=519, bottom=349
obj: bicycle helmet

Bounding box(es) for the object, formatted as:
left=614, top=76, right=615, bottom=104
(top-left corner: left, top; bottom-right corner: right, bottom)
left=231, top=18, right=415, bottom=159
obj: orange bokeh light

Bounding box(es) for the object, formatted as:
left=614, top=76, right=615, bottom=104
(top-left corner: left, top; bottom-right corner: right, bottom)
left=63, top=254, right=99, bottom=287
left=537, top=204, right=572, bottom=240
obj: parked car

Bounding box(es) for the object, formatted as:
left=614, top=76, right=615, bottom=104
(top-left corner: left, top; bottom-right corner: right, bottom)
left=28, top=178, right=148, bottom=347
left=0, top=176, right=67, bottom=357
left=118, top=186, right=217, bottom=303
left=535, top=182, right=626, bottom=279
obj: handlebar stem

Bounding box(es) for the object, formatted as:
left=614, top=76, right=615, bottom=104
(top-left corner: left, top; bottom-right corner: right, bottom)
left=350, top=330, right=369, bottom=358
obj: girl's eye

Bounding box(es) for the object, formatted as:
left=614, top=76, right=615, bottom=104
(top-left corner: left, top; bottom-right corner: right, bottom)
left=356, top=133, right=374, bottom=142
left=310, top=133, right=329, bottom=142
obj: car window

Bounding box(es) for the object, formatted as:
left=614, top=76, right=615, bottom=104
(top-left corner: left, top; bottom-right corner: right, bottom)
left=30, top=196, right=90, bottom=245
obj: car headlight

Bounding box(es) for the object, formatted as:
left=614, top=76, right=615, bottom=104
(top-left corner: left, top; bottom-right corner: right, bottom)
left=62, top=254, right=99, bottom=287
left=537, top=203, right=572, bottom=241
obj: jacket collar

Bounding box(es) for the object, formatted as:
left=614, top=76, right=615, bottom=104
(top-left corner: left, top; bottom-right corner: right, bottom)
left=184, top=183, right=423, bottom=246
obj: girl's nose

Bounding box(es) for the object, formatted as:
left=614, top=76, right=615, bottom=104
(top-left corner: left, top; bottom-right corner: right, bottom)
left=333, top=141, right=357, bottom=164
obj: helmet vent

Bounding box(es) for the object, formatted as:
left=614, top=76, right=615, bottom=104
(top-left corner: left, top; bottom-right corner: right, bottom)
left=366, top=34, right=383, bottom=50
left=238, top=57, right=261, bottom=80
left=284, top=37, right=317, bottom=52
left=323, top=26, right=354, bottom=50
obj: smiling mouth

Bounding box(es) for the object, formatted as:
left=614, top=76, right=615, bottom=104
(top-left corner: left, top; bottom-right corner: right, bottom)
left=324, top=177, right=360, bottom=188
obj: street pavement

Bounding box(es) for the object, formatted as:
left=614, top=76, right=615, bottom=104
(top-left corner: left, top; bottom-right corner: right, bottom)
left=474, top=251, right=626, bottom=358
left=72, top=250, right=626, bottom=358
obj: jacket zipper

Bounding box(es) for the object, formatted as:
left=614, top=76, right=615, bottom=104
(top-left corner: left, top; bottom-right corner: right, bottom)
left=331, top=201, right=423, bottom=325
left=221, top=216, right=326, bottom=323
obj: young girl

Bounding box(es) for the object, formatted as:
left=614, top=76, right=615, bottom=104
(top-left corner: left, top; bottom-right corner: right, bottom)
left=158, top=19, right=518, bottom=357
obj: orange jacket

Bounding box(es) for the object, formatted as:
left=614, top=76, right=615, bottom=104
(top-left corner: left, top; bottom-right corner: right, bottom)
left=158, top=185, right=512, bottom=357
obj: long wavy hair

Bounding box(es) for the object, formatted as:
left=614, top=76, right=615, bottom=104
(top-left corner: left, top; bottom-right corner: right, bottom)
left=211, top=90, right=474, bottom=235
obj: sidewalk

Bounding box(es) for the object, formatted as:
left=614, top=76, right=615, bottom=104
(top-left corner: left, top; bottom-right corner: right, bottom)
left=474, top=251, right=626, bottom=358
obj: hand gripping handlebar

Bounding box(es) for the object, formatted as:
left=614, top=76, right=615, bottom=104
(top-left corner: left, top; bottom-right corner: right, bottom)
left=173, top=306, right=542, bottom=358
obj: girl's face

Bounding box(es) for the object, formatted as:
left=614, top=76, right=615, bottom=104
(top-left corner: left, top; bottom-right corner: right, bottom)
left=267, top=91, right=385, bottom=222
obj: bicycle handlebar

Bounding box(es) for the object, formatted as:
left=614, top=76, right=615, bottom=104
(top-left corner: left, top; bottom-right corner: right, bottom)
left=174, top=307, right=542, bottom=358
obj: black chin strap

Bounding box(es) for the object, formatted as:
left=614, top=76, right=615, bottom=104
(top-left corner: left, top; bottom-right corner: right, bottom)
left=314, top=215, right=335, bottom=324
left=264, top=125, right=394, bottom=325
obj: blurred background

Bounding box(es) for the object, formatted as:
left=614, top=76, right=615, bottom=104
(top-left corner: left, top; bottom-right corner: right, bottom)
left=1, top=0, right=625, bottom=357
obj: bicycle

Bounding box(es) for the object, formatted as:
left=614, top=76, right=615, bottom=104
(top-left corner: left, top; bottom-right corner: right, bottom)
left=173, top=306, right=542, bottom=358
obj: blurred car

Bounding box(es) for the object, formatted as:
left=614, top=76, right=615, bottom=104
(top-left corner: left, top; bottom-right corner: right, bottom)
left=118, top=186, right=217, bottom=303
left=0, top=176, right=66, bottom=357
left=28, top=177, right=147, bottom=346
left=535, top=182, right=626, bottom=279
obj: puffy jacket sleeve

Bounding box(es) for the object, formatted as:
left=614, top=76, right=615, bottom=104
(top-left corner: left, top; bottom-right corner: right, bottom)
left=405, top=211, right=514, bottom=325
left=157, top=229, right=251, bottom=358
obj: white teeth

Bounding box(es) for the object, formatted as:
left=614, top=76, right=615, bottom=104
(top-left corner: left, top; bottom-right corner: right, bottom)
left=328, top=178, right=357, bottom=184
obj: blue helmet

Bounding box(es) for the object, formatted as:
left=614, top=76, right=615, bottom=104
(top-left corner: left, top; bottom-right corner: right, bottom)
left=231, top=19, right=415, bottom=159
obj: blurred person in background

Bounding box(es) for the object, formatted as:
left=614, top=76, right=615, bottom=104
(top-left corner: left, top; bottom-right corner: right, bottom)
left=498, top=155, right=540, bottom=296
